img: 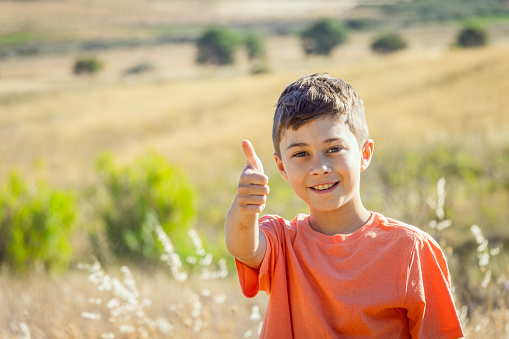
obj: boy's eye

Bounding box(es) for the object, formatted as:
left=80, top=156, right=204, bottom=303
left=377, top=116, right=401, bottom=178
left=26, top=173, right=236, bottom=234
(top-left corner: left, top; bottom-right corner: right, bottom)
left=292, top=151, right=308, bottom=158
left=327, top=146, right=342, bottom=153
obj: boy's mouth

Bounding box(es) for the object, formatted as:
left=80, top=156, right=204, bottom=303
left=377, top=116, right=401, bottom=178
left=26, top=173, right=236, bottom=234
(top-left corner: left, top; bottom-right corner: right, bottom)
left=310, top=182, right=339, bottom=191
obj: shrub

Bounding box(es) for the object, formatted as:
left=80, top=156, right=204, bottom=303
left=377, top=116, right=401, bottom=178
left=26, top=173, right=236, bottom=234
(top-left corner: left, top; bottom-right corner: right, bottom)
left=0, top=172, right=77, bottom=273
left=195, top=27, right=241, bottom=66
left=122, top=62, right=154, bottom=77
left=95, top=153, right=195, bottom=265
left=370, top=32, right=408, bottom=54
left=244, top=34, right=266, bottom=61
left=250, top=61, right=271, bottom=75
left=300, top=18, right=349, bottom=56
left=456, top=26, right=488, bottom=48
left=345, top=18, right=378, bottom=31
left=73, top=56, right=104, bottom=75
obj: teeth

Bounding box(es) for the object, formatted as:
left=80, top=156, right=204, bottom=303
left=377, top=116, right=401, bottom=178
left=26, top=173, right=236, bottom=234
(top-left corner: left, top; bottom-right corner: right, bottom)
left=313, top=183, right=335, bottom=190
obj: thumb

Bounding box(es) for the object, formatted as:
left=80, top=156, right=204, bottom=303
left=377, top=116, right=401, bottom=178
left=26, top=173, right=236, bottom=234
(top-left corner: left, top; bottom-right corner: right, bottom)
left=242, top=140, right=264, bottom=173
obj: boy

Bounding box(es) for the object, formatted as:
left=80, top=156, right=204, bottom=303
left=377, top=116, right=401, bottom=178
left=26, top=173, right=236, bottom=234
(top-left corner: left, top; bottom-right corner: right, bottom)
left=225, top=73, right=464, bottom=338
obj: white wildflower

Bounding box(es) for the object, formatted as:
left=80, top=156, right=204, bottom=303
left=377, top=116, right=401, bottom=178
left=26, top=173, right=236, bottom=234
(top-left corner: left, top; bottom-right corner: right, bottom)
left=186, top=256, right=198, bottom=264
left=155, top=318, right=174, bottom=335
left=214, top=294, right=226, bottom=305
left=119, top=324, right=135, bottom=333
left=250, top=305, right=261, bottom=321
left=81, top=311, right=101, bottom=320
left=458, top=305, right=469, bottom=325
left=481, top=271, right=492, bottom=288
left=107, top=298, right=121, bottom=309
left=258, top=321, right=264, bottom=335
left=471, top=225, right=485, bottom=245
left=193, top=318, right=202, bottom=333
left=189, top=229, right=206, bottom=256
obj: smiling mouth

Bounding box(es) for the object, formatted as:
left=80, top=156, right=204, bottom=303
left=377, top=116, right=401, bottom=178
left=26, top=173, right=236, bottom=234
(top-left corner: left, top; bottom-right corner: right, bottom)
left=311, top=182, right=339, bottom=191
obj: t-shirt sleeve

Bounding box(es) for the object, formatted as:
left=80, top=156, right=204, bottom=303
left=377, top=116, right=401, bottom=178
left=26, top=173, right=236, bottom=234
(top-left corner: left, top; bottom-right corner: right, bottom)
left=404, top=234, right=464, bottom=338
left=235, top=215, right=284, bottom=298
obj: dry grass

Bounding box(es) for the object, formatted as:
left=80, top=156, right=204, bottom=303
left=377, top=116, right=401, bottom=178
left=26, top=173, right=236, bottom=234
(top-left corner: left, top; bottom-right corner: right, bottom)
left=0, top=266, right=268, bottom=338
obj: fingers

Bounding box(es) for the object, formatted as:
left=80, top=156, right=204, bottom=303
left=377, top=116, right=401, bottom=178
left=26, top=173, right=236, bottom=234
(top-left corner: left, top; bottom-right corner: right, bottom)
left=238, top=171, right=269, bottom=213
left=238, top=140, right=269, bottom=213
left=242, top=140, right=264, bottom=174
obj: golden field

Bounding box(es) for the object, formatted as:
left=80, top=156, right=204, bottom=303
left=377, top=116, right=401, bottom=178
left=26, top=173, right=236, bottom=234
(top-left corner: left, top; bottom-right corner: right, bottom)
left=1, top=34, right=509, bottom=228
left=1, top=0, right=509, bottom=337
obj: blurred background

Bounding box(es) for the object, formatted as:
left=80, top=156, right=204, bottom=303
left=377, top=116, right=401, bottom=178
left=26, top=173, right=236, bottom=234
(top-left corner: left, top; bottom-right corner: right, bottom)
left=1, top=0, right=509, bottom=337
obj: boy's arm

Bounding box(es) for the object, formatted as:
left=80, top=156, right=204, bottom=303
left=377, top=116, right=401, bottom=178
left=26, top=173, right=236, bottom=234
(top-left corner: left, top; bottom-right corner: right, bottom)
left=225, top=140, right=269, bottom=269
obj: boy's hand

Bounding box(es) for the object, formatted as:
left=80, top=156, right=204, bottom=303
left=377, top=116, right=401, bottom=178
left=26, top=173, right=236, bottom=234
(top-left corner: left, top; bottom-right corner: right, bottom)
left=238, top=140, right=269, bottom=213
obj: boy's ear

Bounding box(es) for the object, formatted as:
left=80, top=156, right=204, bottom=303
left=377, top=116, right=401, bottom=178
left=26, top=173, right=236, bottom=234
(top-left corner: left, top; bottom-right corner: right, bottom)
left=273, top=153, right=289, bottom=182
left=360, top=139, right=374, bottom=172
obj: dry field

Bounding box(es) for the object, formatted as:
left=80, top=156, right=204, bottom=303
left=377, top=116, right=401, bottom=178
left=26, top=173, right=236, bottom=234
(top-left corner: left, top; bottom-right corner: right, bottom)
left=1, top=0, right=509, bottom=337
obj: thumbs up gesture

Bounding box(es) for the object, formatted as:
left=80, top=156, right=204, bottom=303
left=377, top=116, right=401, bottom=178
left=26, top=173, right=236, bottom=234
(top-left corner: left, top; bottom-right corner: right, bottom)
left=238, top=140, right=270, bottom=213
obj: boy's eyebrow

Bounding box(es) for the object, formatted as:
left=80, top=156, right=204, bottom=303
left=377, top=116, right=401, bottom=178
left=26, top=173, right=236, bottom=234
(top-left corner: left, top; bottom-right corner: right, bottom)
left=323, top=138, right=344, bottom=144
left=286, top=142, right=308, bottom=150
left=286, top=138, right=345, bottom=150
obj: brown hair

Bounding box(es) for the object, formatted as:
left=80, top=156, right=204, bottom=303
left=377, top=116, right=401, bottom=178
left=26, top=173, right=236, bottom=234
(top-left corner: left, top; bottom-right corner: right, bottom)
left=272, top=73, right=368, bottom=156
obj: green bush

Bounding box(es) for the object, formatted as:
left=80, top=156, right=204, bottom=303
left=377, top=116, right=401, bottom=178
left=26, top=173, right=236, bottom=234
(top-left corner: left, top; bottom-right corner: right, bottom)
left=456, top=26, right=488, bottom=48
left=371, top=32, right=408, bottom=54
left=95, top=153, right=195, bottom=265
left=195, top=27, right=242, bottom=66
left=122, top=62, right=154, bottom=77
left=0, top=172, right=77, bottom=273
left=73, top=56, right=104, bottom=75
left=345, top=18, right=378, bottom=31
left=244, top=34, right=266, bottom=61
left=250, top=61, right=271, bottom=75
left=300, top=18, right=349, bottom=56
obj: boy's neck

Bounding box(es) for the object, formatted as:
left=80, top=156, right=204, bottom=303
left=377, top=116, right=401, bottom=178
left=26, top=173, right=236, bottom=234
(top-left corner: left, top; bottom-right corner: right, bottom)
left=308, top=202, right=371, bottom=236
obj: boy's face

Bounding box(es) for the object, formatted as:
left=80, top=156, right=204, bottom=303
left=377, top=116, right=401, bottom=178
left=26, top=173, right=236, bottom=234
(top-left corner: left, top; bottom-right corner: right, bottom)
left=274, top=116, right=373, bottom=216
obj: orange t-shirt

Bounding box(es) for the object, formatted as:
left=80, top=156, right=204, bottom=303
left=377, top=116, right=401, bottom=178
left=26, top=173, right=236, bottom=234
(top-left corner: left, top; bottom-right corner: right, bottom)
left=235, top=212, right=464, bottom=338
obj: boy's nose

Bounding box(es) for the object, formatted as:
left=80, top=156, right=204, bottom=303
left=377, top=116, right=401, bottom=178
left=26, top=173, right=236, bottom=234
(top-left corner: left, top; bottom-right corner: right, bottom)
left=310, top=155, right=332, bottom=176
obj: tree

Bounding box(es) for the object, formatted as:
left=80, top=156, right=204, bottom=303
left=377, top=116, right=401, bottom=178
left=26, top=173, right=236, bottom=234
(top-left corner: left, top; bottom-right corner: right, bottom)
left=371, top=32, right=408, bottom=54
left=245, top=33, right=266, bottom=61
left=456, top=26, right=488, bottom=48
left=196, top=27, right=241, bottom=66
left=300, top=18, right=349, bottom=56
left=73, top=56, right=103, bottom=75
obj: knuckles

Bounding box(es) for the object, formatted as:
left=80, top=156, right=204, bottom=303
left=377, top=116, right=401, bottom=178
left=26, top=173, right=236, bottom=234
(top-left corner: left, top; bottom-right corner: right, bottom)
left=237, top=184, right=270, bottom=196
left=240, top=169, right=269, bottom=186
left=236, top=167, right=269, bottom=214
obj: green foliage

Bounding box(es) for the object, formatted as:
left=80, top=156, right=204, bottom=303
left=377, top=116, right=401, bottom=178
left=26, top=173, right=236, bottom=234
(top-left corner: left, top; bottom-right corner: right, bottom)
left=244, top=33, right=270, bottom=75
left=370, top=32, right=408, bottom=54
left=300, top=18, right=349, bottom=56
left=456, top=25, right=489, bottom=48
left=244, top=34, right=266, bottom=61
left=195, top=27, right=242, bottom=66
left=345, top=18, right=379, bottom=31
left=122, top=62, right=154, bottom=77
left=250, top=61, right=271, bottom=75
left=95, top=153, right=196, bottom=265
left=0, top=172, right=77, bottom=273
left=73, top=56, right=104, bottom=75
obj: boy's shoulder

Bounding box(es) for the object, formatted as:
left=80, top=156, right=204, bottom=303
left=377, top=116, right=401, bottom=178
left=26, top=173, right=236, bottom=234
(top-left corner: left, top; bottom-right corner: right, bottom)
left=374, top=212, right=439, bottom=247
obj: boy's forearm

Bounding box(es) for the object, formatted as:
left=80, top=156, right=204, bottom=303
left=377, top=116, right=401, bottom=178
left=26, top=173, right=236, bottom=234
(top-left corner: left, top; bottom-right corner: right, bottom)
left=225, top=195, right=266, bottom=268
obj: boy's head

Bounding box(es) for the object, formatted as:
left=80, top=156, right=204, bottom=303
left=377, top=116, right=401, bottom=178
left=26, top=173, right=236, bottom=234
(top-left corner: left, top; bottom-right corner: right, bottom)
left=272, top=73, right=368, bottom=157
